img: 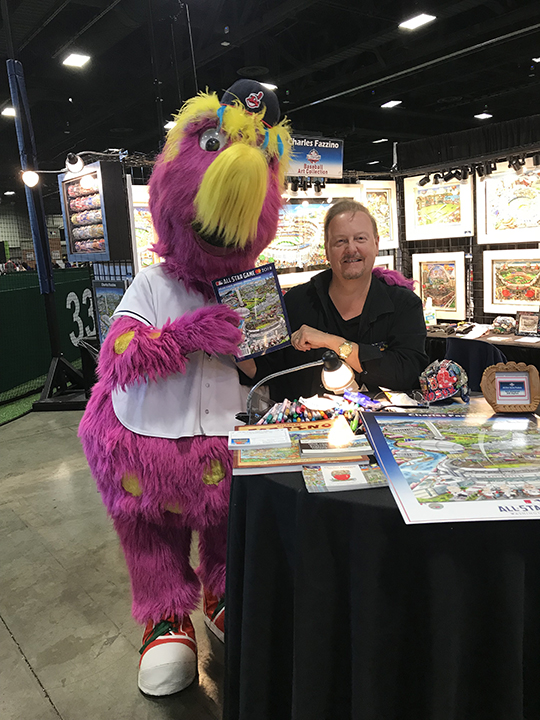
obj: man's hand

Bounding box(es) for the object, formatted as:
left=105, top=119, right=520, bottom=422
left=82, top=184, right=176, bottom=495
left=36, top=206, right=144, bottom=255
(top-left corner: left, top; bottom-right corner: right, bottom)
left=291, top=325, right=338, bottom=352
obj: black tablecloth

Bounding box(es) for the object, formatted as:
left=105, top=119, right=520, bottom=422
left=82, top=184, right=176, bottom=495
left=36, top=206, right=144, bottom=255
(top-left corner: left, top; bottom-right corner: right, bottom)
left=224, top=472, right=540, bottom=720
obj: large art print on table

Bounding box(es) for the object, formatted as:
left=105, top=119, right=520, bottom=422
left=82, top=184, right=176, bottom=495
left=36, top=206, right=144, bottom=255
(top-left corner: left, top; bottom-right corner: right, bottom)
left=362, top=412, right=540, bottom=524
left=127, top=180, right=162, bottom=274
left=412, top=251, right=466, bottom=320
left=483, top=248, right=540, bottom=314
left=476, top=160, right=540, bottom=244
left=404, top=175, right=474, bottom=241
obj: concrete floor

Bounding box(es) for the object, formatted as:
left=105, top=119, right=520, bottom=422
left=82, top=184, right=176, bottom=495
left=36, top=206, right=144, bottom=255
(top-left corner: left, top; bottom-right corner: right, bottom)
left=0, top=410, right=224, bottom=720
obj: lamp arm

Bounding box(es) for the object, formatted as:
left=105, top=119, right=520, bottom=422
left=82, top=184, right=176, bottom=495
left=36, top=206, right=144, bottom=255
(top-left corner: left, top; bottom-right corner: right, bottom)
left=246, top=359, right=324, bottom=423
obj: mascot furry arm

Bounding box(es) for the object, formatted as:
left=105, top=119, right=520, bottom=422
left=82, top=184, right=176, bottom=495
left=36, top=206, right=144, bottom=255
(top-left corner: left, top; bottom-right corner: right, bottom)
left=79, top=81, right=291, bottom=697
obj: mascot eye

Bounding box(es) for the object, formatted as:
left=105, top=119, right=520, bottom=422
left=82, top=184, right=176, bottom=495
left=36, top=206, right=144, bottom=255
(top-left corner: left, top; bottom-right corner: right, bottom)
left=199, top=128, right=227, bottom=152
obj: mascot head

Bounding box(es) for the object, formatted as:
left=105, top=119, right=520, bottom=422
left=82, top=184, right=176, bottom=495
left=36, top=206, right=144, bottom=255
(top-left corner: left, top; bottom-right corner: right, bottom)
left=149, top=79, right=292, bottom=297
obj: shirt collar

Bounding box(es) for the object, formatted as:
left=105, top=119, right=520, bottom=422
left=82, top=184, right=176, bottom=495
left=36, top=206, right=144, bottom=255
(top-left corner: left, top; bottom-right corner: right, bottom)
left=312, top=269, right=395, bottom=324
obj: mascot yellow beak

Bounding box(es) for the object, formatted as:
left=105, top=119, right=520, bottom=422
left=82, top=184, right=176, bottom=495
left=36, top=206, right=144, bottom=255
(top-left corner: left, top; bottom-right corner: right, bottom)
left=193, top=143, right=268, bottom=249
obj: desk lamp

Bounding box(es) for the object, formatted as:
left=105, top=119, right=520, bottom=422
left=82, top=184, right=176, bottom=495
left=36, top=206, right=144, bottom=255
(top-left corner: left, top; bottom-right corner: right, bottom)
left=245, top=349, right=357, bottom=424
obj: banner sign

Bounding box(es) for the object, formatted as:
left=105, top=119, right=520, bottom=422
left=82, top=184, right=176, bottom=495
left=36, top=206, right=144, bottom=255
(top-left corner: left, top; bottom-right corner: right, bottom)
left=289, top=135, right=343, bottom=178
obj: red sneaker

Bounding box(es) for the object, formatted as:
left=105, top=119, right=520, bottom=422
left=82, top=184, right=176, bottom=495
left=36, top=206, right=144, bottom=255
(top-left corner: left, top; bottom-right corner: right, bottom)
left=138, top=615, right=197, bottom=696
left=203, top=588, right=225, bottom=642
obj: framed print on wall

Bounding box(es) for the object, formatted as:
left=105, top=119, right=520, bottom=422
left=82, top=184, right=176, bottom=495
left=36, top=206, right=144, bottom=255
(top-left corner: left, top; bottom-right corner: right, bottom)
left=483, top=248, right=540, bottom=314
left=476, top=159, right=540, bottom=244
left=357, top=180, right=399, bottom=250
left=412, top=251, right=466, bottom=320
left=403, top=175, right=474, bottom=241
left=374, top=254, right=395, bottom=270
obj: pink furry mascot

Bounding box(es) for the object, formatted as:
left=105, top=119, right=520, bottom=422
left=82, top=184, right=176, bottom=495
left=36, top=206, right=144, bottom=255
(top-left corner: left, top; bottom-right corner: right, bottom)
left=79, top=80, right=291, bottom=696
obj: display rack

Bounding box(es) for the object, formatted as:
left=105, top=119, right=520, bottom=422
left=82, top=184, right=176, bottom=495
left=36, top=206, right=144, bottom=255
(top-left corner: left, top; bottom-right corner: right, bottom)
left=58, top=161, right=133, bottom=263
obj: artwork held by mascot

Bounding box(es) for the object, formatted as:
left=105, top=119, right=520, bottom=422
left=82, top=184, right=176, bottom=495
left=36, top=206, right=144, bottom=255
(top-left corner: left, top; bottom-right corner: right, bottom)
left=79, top=80, right=291, bottom=696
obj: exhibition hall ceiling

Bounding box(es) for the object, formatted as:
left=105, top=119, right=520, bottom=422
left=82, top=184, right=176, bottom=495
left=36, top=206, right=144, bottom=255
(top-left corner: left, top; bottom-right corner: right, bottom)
left=0, top=0, right=539, bottom=210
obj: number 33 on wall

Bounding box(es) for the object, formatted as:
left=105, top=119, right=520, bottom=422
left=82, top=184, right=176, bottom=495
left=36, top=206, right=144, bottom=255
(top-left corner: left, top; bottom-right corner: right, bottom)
left=66, top=288, right=96, bottom=345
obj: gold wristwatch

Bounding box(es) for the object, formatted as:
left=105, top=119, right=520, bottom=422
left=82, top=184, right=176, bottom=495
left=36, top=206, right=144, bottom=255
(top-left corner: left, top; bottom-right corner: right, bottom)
left=338, top=340, right=353, bottom=360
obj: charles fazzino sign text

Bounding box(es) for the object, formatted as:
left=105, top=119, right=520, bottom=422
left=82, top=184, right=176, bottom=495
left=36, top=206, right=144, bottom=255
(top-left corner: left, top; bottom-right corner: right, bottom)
left=289, top=135, right=344, bottom=178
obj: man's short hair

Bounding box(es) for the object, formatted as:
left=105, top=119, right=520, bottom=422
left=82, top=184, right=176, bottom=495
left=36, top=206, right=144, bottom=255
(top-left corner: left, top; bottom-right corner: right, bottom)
left=323, top=199, right=379, bottom=245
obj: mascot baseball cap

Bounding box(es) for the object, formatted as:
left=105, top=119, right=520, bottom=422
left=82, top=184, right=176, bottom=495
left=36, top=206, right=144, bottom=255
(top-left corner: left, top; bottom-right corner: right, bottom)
left=419, top=359, right=470, bottom=403
left=220, top=79, right=280, bottom=127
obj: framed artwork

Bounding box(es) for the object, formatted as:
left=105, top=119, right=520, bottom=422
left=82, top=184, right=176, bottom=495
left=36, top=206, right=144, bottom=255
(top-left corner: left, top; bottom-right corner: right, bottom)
left=259, top=185, right=361, bottom=269
left=127, top=179, right=162, bottom=275
left=374, top=254, right=395, bottom=270
left=481, top=362, right=540, bottom=413
left=483, top=248, right=540, bottom=314
left=403, top=175, right=474, bottom=241
left=357, top=180, right=399, bottom=250
left=412, top=251, right=466, bottom=320
left=515, top=311, right=540, bottom=337
left=476, top=159, right=540, bottom=244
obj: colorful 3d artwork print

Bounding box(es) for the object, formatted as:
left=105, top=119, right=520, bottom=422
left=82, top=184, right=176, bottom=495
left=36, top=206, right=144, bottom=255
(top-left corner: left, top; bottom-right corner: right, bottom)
left=486, top=170, right=540, bottom=234
left=213, top=264, right=291, bottom=360
left=365, top=190, right=392, bottom=244
left=493, top=259, right=540, bottom=305
left=258, top=201, right=333, bottom=268
left=416, top=185, right=461, bottom=226
left=419, top=260, right=457, bottom=310
left=363, top=413, right=540, bottom=523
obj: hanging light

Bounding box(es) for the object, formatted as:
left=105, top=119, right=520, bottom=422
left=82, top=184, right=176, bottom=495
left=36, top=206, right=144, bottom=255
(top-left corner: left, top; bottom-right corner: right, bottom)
left=290, top=177, right=299, bottom=192
left=460, top=166, right=469, bottom=181
left=432, top=173, right=441, bottom=184
left=418, top=174, right=430, bottom=186
left=22, top=170, right=39, bottom=187
left=66, top=153, right=85, bottom=173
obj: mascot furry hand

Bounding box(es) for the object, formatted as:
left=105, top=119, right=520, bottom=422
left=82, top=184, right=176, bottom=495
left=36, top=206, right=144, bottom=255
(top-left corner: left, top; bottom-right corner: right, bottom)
left=79, top=80, right=291, bottom=696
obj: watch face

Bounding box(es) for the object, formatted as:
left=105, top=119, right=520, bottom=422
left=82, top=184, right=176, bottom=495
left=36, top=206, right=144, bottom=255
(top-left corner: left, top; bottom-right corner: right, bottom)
left=339, top=342, right=352, bottom=359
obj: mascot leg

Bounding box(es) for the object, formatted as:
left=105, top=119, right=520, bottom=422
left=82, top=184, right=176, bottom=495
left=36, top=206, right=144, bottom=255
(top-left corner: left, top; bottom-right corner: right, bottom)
left=197, top=517, right=228, bottom=642
left=114, top=512, right=199, bottom=696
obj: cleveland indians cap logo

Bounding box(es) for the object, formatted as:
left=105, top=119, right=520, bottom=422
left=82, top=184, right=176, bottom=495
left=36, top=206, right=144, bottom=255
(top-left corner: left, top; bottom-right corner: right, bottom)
left=245, top=91, right=264, bottom=110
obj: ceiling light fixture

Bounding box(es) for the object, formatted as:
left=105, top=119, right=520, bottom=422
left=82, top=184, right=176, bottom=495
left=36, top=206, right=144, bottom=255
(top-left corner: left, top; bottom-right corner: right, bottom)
left=2, top=107, right=15, bottom=117
left=164, top=120, right=175, bottom=130
left=532, top=57, right=540, bottom=63
left=367, top=160, right=380, bottom=165
left=476, top=164, right=485, bottom=178
left=432, top=173, right=441, bottom=184
left=399, top=14, right=436, bottom=30
left=261, top=83, right=278, bottom=90
left=221, top=41, right=230, bottom=47
left=533, top=153, right=540, bottom=166
left=443, top=170, right=455, bottom=181
left=314, top=180, right=322, bottom=194
left=290, top=178, right=299, bottom=192
left=4, top=190, right=15, bottom=195
left=460, top=166, right=470, bottom=181
left=474, top=112, right=492, bottom=120
left=418, top=175, right=430, bottom=186
left=381, top=100, right=402, bottom=108
left=372, top=138, right=388, bottom=144
left=62, top=53, right=91, bottom=68
left=484, top=161, right=495, bottom=175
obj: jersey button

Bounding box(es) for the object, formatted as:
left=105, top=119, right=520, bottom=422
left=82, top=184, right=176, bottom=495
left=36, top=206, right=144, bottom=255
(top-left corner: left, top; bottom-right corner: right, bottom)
left=205, top=383, right=210, bottom=388
left=205, top=409, right=209, bottom=414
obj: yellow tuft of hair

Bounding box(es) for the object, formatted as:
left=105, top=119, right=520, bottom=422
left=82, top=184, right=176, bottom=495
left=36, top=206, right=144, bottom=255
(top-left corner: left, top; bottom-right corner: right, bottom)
left=161, top=89, right=293, bottom=182
left=194, top=143, right=268, bottom=247
left=162, top=92, right=221, bottom=162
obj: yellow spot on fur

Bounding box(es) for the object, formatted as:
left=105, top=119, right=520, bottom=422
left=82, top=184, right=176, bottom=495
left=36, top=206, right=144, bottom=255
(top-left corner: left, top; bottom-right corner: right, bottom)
left=148, top=331, right=161, bottom=339
left=122, top=473, right=143, bottom=497
left=203, top=459, right=226, bottom=486
left=114, top=331, right=135, bottom=354
left=165, top=503, right=182, bottom=514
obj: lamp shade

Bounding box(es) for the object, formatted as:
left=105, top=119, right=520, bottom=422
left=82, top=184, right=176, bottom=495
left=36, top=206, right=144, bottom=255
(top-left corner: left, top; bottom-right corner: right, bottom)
left=321, top=350, right=358, bottom=393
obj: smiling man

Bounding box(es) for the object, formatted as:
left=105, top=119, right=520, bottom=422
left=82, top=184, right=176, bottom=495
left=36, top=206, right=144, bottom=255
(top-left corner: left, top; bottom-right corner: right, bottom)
left=240, top=199, right=429, bottom=399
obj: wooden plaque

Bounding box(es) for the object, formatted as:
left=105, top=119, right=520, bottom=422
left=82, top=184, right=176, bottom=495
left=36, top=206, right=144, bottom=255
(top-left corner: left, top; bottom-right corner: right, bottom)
left=480, top=362, right=540, bottom=413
